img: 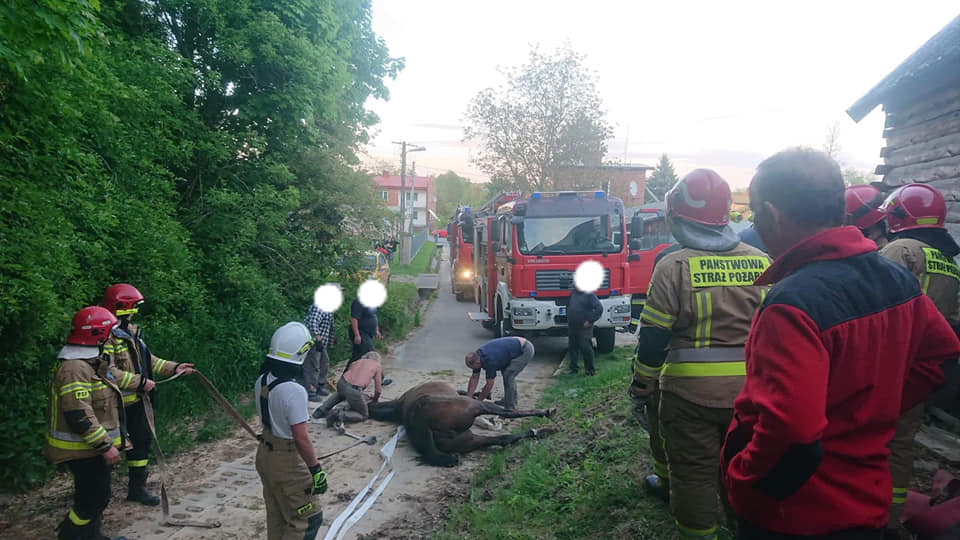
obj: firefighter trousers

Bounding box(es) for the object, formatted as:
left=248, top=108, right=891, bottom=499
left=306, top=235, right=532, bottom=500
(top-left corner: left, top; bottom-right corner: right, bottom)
left=887, top=403, right=924, bottom=530
left=125, top=400, right=152, bottom=467
left=255, top=431, right=323, bottom=540
left=630, top=380, right=668, bottom=481
left=58, top=456, right=113, bottom=539
left=660, top=391, right=733, bottom=540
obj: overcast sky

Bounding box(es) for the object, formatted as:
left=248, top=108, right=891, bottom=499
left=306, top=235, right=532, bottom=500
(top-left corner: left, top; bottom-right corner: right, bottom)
left=362, top=1, right=958, bottom=190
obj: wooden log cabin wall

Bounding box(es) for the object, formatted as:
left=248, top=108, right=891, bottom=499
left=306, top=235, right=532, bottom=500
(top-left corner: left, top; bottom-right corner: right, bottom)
left=848, top=14, right=960, bottom=241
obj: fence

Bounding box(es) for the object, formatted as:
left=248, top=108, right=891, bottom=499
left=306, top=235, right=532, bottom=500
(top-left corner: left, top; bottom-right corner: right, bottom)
left=410, top=229, right=429, bottom=260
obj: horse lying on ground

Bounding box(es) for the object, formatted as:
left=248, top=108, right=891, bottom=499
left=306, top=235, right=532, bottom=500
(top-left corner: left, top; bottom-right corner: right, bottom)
left=368, top=382, right=556, bottom=466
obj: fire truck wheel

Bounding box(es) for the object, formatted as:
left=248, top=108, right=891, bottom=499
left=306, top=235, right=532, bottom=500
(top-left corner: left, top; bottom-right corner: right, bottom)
left=455, top=291, right=465, bottom=302
left=595, top=327, right=616, bottom=354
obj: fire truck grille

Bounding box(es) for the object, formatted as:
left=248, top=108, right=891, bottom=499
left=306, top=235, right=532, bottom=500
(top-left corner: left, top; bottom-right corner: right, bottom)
left=535, top=269, right=610, bottom=291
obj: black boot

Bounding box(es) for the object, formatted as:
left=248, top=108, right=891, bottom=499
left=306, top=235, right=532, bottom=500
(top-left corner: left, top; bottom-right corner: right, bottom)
left=92, top=515, right=128, bottom=540
left=55, top=513, right=91, bottom=540
left=126, top=467, right=160, bottom=506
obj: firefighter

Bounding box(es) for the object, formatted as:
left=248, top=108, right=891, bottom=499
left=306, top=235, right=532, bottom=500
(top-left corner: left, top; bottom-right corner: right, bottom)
left=878, top=183, right=960, bottom=539
left=45, top=306, right=129, bottom=540
left=100, top=283, right=194, bottom=506
left=634, top=169, right=769, bottom=540
left=845, top=184, right=889, bottom=249
left=255, top=322, right=327, bottom=540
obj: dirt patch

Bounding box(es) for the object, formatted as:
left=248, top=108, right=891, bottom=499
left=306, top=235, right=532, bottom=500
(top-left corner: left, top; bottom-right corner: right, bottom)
left=2, top=358, right=557, bottom=540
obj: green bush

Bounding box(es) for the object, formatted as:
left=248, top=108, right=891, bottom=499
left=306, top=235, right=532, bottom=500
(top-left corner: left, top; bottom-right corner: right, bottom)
left=0, top=0, right=401, bottom=491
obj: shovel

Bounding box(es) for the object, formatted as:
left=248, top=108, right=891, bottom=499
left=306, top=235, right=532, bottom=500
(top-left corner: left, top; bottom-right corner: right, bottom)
left=335, top=422, right=377, bottom=445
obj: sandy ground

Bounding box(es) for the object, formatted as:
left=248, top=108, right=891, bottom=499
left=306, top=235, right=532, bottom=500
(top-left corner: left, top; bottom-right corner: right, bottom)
left=2, top=242, right=570, bottom=540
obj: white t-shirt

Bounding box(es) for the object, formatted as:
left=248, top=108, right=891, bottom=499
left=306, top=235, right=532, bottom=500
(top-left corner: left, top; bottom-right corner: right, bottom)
left=254, top=373, right=309, bottom=440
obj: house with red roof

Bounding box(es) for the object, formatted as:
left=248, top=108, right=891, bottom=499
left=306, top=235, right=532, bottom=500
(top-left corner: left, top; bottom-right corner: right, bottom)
left=373, top=173, right=437, bottom=232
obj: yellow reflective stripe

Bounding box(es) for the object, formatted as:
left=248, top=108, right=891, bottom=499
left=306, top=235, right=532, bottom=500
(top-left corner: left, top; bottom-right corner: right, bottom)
left=640, top=305, right=675, bottom=329
left=153, top=357, right=169, bottom=372
left=47, top=435, right=121, bottom=450
left=677, top=521, right=717, bottom=540
left=922, top=247, right=960, bottom=280
left=916, top=217, right=940, bottom=225
left=761, top=287, right=767, bottom=302
left=122, top=393, right=139, bottom=405
left=633, top=361, right=662, bottom=378
left=892, top=487, right=908, bottom=504
left=128, top=459, right=149, bottom=468
left=68, top=509, right=91, bottom=526
left=694, top=292, right=712, bottom=348
left=661, top=361, right=746, bottom=377
left=59, top=381, right=92, bottom=396
left=632, top=297, right=646, bottom=305
left=630, top=318, right=641, bottom=325
left=83, top=426, right=107, bottom=444
left=119, top=371, right=134, bottom=389
left=115, top=307, right=139, bottom=316
left=653, top=458, right=669, bottom=477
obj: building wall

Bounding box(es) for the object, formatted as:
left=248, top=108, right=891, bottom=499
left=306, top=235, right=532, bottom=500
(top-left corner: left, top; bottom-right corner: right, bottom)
left=877, top=83, right=960, bottom=240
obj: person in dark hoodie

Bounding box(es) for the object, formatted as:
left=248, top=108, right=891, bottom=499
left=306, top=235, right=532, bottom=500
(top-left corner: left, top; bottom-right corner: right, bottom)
left=567, top=281, right=603, bottom=376
left=878, top=183, right=960, bottom=539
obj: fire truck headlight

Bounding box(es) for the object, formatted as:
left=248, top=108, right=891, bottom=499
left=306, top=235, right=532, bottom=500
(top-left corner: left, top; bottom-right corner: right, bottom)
left=611, top=304, right=631, bottom=314
left=512, top=307, right=534, bottom=317
left=461, top=269, right=472, bottom=279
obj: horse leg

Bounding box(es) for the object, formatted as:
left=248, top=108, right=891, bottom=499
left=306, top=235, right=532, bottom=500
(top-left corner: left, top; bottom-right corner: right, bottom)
left=436, top=428, right=556, bottom=454
left=368, top=399, right=401, bottom=423
left=478, top=401, right=556, bottom=420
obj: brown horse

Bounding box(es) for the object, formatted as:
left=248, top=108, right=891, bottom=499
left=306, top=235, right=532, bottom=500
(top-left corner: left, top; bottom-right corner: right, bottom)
left=368, top=382, right=556, bottom=466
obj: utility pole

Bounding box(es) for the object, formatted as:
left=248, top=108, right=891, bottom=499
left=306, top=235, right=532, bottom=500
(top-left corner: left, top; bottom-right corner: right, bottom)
left=409, top=161, right=417, bottom=234
left=391, top=141, right=426, bottom=263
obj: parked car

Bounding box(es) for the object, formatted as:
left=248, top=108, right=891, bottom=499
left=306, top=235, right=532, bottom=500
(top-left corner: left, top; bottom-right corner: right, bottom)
left=362, top=250, right=391, bottom=285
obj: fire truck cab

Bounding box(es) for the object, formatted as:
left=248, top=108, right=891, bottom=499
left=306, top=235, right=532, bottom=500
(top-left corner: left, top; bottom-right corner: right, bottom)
left=625, top=205, right=675, bottom=332
left=448, top=207, right=476, bottom=301
left=469, top=191, right=632, bottom=353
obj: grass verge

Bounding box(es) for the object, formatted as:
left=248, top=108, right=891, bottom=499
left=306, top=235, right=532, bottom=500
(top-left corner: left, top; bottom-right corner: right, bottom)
left=437, top=346, right=687, bottom=540
left=393, top=241, right=437, bottom=275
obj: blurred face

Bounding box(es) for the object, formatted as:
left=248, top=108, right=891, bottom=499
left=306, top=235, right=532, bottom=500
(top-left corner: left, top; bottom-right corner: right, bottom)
left=465, top=353, right=481, bottom=370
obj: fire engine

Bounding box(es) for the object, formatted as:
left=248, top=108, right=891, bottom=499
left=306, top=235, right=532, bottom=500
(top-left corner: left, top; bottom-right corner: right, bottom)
left=447, top=193, right=520, bottom=301
left=624, top=203, right=675, bottom=332
left=468, top=190, right=632, bottom=353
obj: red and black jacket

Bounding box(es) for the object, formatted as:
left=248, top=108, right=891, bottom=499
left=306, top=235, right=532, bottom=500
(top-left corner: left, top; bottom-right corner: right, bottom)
left=722, top=227, right=958, bottom=535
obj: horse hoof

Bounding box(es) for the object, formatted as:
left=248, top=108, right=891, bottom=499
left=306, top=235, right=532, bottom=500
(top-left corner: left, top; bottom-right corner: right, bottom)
left=545, top=407, right=557, bottom=417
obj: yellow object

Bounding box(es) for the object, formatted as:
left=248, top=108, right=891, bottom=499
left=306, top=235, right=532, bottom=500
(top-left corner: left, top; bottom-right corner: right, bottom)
left=688, top=256, right=770, bottom=288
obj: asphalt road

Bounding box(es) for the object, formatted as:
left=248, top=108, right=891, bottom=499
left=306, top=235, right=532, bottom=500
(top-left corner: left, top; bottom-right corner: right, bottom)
left=391, top=241, right=568, bottom=384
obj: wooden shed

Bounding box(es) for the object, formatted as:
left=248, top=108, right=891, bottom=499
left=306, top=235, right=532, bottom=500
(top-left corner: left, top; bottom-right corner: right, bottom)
left=847, top=14, right=960, bottom=239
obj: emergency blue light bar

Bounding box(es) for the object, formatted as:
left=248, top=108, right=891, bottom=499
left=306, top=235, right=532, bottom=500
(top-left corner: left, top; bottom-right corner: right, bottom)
left=464, top=207, right=470, bottom=212
left=529, top=291, right=537, bottom=297
left=594, top=191, right=604, bottom=197
left=531, top=192, right=542, bottom=199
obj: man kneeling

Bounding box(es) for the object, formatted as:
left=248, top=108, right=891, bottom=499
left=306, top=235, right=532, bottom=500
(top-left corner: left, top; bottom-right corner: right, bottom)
left=312, top=352, right=383, bottom=424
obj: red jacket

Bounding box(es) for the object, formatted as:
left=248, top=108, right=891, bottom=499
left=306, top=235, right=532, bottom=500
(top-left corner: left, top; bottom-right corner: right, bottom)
left=722, top=227, right=958, bottom=535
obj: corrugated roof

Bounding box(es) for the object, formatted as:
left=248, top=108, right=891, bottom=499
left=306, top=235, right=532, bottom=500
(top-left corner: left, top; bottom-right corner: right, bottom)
left=847, top=14, right=960, bottom=122
left=373, top=175, right=434, bottom=189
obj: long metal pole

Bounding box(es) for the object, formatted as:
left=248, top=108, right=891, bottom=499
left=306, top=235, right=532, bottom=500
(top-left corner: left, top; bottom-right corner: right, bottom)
left=400, top=141, right=407, bottom=233
left=409, top=161, right=416, bottom=233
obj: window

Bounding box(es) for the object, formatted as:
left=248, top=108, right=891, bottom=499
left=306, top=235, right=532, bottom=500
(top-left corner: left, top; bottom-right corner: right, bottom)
left=414, top=210, right=422, bottom=221
left=378, top=191, right=388, bottom=200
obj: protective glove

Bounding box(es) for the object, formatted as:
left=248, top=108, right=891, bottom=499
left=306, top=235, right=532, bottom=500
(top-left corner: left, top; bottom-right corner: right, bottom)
left=309, top=464, right=327, bottom=495
left=628, top=377, right=655, bottom=433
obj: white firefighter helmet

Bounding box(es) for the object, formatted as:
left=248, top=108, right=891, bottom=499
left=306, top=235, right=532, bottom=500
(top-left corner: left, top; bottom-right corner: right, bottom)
left=266, top=322, right=314, bottom=365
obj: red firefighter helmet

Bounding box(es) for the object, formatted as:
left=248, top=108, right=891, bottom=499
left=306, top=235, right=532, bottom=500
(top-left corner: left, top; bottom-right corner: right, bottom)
left=881, top=183, right=946, bottom=233
left=844, top=184, right=886, bottom=229
left=665, top=169, right=732, bottom=226
left=68, top=306, right=118, bottom=346
left=101, top=283, right=145, bottom=316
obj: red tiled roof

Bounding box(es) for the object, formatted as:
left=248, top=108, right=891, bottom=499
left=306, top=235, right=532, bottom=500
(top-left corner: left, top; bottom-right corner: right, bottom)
left=373, top=175, right=434, bottom=189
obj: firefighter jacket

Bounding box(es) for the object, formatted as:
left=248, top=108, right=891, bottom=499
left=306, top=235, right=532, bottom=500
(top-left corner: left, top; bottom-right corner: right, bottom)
left=636, top=241, right=770, bottom=408
left=722, top=227, right=957, bottom=535
left=44, top=346, right=128, bottom=465
left=104, top=324, right=178, bottom=407
left=880, top=236, right=960, bottom=327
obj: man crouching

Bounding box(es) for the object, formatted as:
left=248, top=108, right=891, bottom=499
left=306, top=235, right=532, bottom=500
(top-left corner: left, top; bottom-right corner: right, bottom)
left=312, top=351, right=383, bottom=424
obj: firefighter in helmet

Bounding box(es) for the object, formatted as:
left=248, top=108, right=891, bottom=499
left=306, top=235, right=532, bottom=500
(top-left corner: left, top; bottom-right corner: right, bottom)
left=45, top=306, right=129, bottom=540
left=100, top=283, right=194, bottom=505
left=634, top=169, right=770, bottom=540
left=878, top=184, right=960, bottom=539
left=255, top=322, right=327, bottom=540
left=844, top=184, right=889, bottom=249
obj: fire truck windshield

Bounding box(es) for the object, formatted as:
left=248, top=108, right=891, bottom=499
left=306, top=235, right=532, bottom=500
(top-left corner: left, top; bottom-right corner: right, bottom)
left=517, top=213, right=623, bottom=255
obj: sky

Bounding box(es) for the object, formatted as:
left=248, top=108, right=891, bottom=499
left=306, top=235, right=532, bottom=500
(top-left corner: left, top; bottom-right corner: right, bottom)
left=362, top=1, right=959, bottom=190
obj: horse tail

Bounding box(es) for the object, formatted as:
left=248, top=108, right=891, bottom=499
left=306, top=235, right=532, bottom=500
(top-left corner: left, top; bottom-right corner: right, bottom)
left=368, top=399, right=402, bottom=423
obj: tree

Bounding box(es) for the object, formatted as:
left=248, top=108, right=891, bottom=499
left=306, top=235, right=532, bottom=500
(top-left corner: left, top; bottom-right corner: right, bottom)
left=435, top=170, right=471, bottom=220
left=823, top=122, right=842, bottom=160
left=646, top=154, right=679, bottom=201
left=843, top=168, right=875, bottom=187
left=464, top=45, right=612, bottom=193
